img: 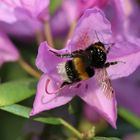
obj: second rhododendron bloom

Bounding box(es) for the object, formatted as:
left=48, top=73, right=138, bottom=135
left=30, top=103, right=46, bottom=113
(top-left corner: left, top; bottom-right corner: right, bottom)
left=0, top=32, right=19, bottom=66
left=31, top=8, right=140, bottom=128
left=0, top=0, right=50, bottom=37
left=51, top=0, right=108, bottom=36
left=0, top=0, right=50, bottom=23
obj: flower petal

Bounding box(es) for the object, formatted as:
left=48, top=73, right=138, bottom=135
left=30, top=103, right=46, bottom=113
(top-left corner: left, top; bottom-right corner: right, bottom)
left=0, top=2, right=17, bottom=23
left=0, top=0, right=50, bottom=21
left=78, top=79, right=117, bottom=128
left=0, top=0, right=49, bottom=37
left=78, top=0, right=108, bottom=14
left=113, top=66, right=140, bottom=117
left=30, top=74, right=77, bottom=116
left=36, top=41, right=72, bottom=74
left=0, top=32, right=19, bottom=65
left=68, top=7, right=112, bottom=51
left=50, top=8, right=70, bottom=37
left=84, top=103, right=103, bottom=123
left=113, top=0, right=140, bottom=38
left=107, top=36, right=140, bottom=79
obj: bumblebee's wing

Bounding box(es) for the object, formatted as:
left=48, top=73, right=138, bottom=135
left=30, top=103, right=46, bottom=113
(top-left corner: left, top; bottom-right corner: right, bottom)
left=95, top=68, right=114, bottom=99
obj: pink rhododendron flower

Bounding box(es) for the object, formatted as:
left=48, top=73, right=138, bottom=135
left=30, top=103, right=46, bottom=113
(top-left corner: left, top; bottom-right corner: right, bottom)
left=84, top=67, right=140, bottom=124
left=112, top=0, right=140, bottom=38
left=77, top=0, right=108, bottom=16
left=82, top=0, right=140, bottom=120
left=0, top=0, right=49, bottom=23
left=84, top=103, right=104, bottom=123
left=62, top=0, right=108, bottom=21
left=0, top=0, right=50, bottom=37
left=0, top=32, right=19, bottom=66
left=114, top=66, right=140, bottom=117
left=51, top=0, right=108, bottom=36
left=31, top=8, right=140, bottom=128
left=100, top=0, right=140, bottom=42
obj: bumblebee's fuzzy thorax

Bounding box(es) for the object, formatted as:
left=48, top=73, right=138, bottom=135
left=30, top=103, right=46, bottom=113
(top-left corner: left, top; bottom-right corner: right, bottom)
left=86, top=42, right=107, bottom=68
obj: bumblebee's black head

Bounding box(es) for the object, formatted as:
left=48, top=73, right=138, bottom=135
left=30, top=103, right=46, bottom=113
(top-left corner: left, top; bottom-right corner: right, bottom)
left=86, top=42, right=107, bottom=68
left=94, top=41, right=105, bottom=48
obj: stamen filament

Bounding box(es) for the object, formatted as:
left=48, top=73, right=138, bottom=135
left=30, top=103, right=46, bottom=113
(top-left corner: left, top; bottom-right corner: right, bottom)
left=18, top=57, right=41, bottom=79
left=44, top=22, right=54, bottom=48
left=35, top=30, right=44, bottom=45
left=64, top=20, right=76, bottom=46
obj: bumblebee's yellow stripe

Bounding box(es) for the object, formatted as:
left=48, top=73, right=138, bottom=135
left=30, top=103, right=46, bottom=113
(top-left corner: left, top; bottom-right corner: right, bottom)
left=73, top=57, right=89, bottom=80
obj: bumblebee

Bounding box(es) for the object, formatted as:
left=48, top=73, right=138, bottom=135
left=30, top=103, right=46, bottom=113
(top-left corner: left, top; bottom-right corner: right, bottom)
left=50, top=41, right=119, bottom=92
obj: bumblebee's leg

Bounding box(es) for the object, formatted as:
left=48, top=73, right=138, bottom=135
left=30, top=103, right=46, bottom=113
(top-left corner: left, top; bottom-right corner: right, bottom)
left=60, top=81, right=72, bottom=88
left=104, top=61, right=126, bottom=68
left=106, top=43, right=115, bottom=54
left=49, top=50, right=73, bottom=58
left=104, top=61, right=119, bottom=68
left=106, top=47, right=111, bottom=54
left=49, top=50, right=84, bottom=58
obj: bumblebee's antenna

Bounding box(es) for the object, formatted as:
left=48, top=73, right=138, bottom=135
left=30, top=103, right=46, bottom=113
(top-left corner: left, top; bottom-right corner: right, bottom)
left=95, top=30, right=101, bottom=42
left=95, top=30, right=115, bottom=47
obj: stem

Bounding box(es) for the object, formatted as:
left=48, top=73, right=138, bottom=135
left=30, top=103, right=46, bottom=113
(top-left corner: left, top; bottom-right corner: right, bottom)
left=60, top=119, right=83, bottom=139
left=1, top=104, right=83, bottom=139
left=118, top=107, right=140, bottom=129
left=65, top=20, right=76, bottom=46
left=18, top=57, right=41, bottom=79
left=35, top=30, right=44, bottom=45
left=44, top=22, right=54, bottom=47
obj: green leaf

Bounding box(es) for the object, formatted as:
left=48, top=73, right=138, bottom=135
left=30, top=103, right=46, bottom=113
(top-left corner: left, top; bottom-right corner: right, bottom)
left=0, top=79, right=37, bottom=106
left=0, top=109, right=27, bottom=140
left=0, top=104, right=63, bottom=125
left=94, top=137, right=121, bottom=140
left=0, top=62, right=28, bottom=81
left=118, top=107, right=140, bottom=129
left=1, top=105, right=120, bottom=139
left=49, top=0, right=62, bottom=15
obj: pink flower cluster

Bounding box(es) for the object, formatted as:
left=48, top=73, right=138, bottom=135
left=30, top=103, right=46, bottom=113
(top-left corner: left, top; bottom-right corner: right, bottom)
left=0, top=0, right=50, bottom=65
left=0, top=0, right=140, bottom=128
